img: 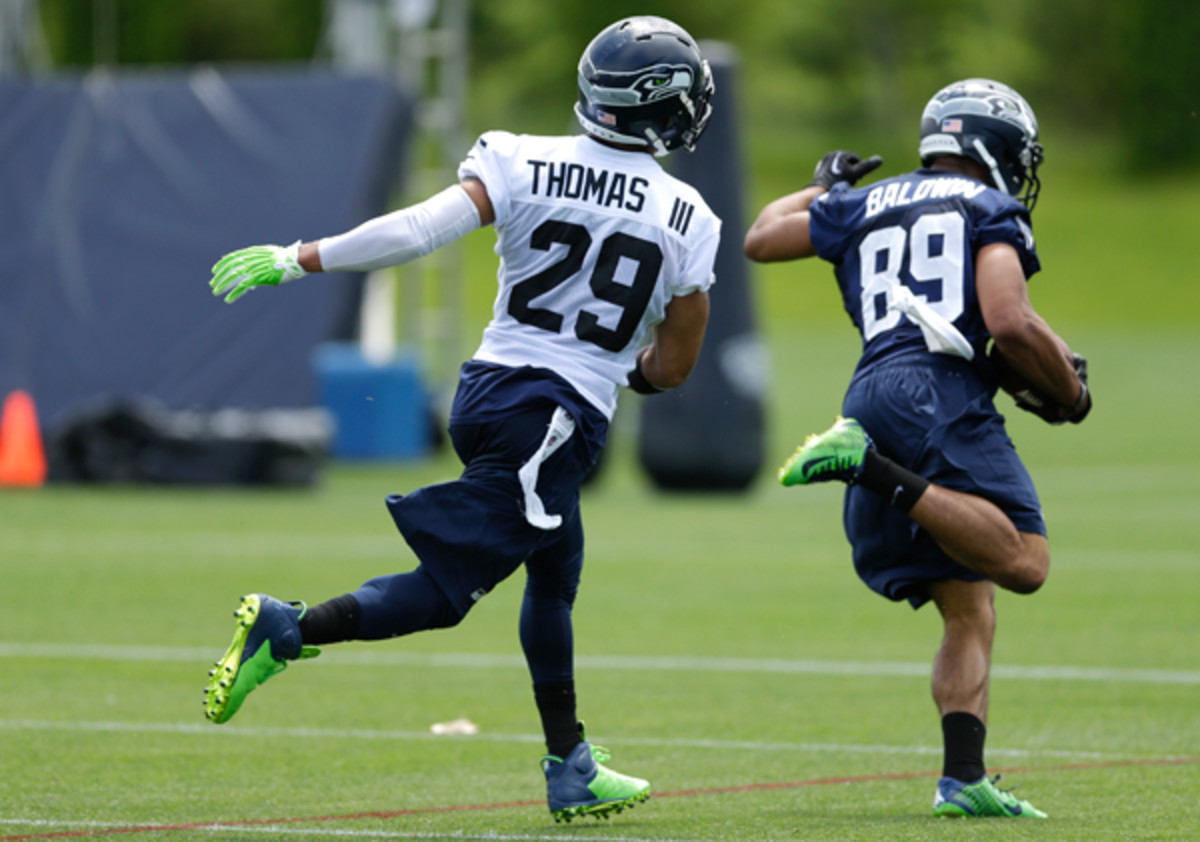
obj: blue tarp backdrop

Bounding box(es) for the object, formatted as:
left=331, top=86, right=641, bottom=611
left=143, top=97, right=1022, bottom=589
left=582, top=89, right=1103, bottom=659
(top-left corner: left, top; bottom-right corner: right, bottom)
left=0, top=67, right=413, bottom=435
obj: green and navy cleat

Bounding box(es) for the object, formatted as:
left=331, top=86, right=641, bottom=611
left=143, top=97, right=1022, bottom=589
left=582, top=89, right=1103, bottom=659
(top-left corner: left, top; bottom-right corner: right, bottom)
left=933, top=775, right=1047, bottom=819
left=203, top=594, right=320, bottom=724
left=543, top=740, right=650, bottom=822
left=779, top=416, right=871, bottom=487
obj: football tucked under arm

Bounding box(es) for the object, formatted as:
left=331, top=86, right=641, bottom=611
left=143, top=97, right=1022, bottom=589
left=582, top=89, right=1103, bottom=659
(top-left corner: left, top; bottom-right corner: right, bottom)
left=990, top=345, right=1091, bottom=425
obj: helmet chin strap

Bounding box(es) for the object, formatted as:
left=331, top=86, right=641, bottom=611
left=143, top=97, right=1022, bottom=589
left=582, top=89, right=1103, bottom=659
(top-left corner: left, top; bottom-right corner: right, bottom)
left=971, top=138, right=1009, bottom=196
left=643, top=127, right=670, bottom=157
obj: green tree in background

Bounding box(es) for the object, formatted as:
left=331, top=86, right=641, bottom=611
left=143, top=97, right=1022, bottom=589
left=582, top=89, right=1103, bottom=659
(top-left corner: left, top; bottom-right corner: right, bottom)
left=1116, top=1, right=1200, bottom=170
left=31, top=0, right=1198, bottom=174
left=37, top=0, right=323, bottom=66
left=1027, top=0, right=1199, bottom=172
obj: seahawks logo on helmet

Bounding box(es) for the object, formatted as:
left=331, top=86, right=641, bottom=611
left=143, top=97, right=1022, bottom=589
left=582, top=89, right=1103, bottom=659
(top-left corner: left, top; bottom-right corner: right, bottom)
left=574, top=16, right=715, bottom=156
left=632, top=66, right=695, bottom=103
left=988, top=96, right=1020, bottom=117
left=985, top=94, right=1035, bottom=134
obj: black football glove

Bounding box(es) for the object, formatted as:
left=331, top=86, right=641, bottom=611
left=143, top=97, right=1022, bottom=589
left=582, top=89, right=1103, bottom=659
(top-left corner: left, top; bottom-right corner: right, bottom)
left=1008, top=388, right=1065, bottom=424
left=1010, top=386, right=1065, bottom=425
left=809, top=150, right=883, bottom=190
left=1066, top=353, right=1091, bottom=424
left=1005, top=352, right=1091, bottom=425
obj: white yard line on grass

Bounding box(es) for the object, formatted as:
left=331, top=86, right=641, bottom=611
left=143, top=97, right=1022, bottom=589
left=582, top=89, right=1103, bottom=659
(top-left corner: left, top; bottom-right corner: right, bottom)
left=0, top=717, right=1135, bottom=761
left=1, top=642, right=1198, bottom=685
left=204, top=830, right=700, bottom=841
left=0, top=822, right=692, bottom=842
left=6, top=757, right=1200, bottom=841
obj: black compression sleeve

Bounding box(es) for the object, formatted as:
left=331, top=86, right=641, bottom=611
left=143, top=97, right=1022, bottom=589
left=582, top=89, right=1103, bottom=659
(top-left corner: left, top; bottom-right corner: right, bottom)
left=626, top=353, right=665, bottom=395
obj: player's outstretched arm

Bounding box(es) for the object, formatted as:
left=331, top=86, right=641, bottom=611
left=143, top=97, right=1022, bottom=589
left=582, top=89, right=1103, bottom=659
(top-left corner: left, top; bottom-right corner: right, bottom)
left=209, top=180, right=491, bottom=304
left=744, top=150, right=881, bottom=264
left=743, top=187, right=823, bottom=263
left=628, top=290, right=709, bottom=394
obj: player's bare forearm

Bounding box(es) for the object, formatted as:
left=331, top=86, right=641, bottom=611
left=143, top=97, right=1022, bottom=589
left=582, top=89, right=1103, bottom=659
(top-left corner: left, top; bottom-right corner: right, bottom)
left=977, top=243, right=1083, bottom=408
left=744, top=186, right=824, bottom=262
left=298, top=242, right=323, bottom=273
left=641, top=290, right=709, bottom=389
left=992, top=315, right=1082, bottom=409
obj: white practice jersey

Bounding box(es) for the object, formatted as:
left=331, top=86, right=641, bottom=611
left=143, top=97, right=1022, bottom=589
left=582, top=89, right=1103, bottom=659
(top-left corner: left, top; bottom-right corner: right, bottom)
left=458, top=131, right=720, bottom=420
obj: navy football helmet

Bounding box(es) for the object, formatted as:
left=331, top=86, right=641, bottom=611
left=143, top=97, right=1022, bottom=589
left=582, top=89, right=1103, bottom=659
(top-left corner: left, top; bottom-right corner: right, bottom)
left=574, top=16, right=714, bottom=156
left=918, top=78, right=1044, bottom=210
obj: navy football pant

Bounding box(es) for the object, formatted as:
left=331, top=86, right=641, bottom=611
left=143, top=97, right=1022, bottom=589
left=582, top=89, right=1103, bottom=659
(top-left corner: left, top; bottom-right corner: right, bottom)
left=348, top=403, right=593, bottom=687
left=352, top=567, right=459, bottom=639
left=843, top=354, right=1044, bottom=608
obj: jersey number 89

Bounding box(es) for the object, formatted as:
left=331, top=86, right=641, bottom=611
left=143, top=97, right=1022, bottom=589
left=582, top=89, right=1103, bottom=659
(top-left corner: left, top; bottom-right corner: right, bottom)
left=858, top=212, right=965, bottom=341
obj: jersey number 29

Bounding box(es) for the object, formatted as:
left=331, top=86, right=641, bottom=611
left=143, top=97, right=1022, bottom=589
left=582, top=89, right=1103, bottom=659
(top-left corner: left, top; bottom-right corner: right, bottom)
left=508, top=220, right=661, bottom=353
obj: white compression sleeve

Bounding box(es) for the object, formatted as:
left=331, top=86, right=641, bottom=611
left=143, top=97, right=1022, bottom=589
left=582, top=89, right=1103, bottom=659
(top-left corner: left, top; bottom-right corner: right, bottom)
left=317, top=184, right=482, bottom=273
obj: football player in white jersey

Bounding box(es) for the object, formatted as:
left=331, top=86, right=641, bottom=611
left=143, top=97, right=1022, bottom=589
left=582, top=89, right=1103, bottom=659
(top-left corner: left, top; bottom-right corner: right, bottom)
left=204, top=16, right=719, bottom=823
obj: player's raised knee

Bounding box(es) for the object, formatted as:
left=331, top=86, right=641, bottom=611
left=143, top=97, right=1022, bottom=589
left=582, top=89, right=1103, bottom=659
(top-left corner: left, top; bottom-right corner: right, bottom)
left=1002, top=558, right=1048, bottom=595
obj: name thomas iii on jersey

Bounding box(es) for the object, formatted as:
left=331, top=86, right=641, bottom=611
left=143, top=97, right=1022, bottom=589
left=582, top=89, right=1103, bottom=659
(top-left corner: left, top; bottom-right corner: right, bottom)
left=527, top=159, right=649, bottom=213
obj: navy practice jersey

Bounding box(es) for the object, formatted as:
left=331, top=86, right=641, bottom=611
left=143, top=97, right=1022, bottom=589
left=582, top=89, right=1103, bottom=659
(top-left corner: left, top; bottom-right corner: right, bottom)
left=808, top=168, right=1040, bottom=377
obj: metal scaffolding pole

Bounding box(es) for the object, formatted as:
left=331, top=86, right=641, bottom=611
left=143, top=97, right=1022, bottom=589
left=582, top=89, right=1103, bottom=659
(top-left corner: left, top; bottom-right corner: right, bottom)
left=322, top=0, right=469, bottom=409
left=0, top=0, right=50, bottom=77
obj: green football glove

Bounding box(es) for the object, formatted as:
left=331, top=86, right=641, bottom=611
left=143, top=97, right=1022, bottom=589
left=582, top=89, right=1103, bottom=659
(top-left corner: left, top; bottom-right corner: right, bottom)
left=210, top=241, right=306, bottom=303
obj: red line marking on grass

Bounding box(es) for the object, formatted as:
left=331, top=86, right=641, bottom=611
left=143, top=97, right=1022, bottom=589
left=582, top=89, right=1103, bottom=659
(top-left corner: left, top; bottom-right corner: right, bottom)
left=0, top=799, right=545, bottom=842
left=5, top=755, right=1196, bottom=841
left=658, top=754, right=1200, bottom=799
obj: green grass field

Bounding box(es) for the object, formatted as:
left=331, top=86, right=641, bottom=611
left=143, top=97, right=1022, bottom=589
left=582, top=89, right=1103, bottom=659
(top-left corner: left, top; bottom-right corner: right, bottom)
left=3, top=156, right=1199, bottom=840
left=2, top=321, right=1198, bottom=841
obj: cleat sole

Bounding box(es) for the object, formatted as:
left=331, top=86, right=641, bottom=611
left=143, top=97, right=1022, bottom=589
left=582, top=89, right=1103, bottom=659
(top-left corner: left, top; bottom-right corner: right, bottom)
left=550, top=791, right=650, bottom=824
left=203, top=595, right=262, bottom=724
left=201, top=594, right=315, bottom=725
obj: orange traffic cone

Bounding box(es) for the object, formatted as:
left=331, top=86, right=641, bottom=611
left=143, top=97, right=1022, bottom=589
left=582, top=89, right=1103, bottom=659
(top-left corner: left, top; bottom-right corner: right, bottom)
left=0, top=390, right=47, bottom=487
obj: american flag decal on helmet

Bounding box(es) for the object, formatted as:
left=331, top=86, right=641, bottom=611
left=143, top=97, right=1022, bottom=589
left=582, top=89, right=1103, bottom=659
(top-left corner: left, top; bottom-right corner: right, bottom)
left=941, top=118, right=963, bottom=132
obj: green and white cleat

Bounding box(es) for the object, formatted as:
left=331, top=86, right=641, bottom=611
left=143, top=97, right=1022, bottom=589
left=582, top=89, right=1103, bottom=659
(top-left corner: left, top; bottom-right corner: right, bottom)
left=933, top=775, right=1048, bottom=819
left=779, top=416, right=871, bottom=487
left=203, top=594, right=320, bottom=724
left=543, top=740, right=650, bottom=823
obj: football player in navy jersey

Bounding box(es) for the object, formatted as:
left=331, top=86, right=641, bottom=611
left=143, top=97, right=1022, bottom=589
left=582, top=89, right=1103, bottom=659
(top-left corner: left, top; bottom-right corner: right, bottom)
left=202, top=16, right=719, bottom=822
left=745, top=79, right=1091, bottom=819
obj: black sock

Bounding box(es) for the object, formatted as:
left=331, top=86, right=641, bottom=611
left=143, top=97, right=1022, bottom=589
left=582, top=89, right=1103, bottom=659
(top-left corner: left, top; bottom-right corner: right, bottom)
left=858, top=449, right=930, bottom=513
left=942, top=712, right=986, bottom=782
left=297, top=594, right=361, bottom=645
left=534, top=681, right=581, bottom=759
